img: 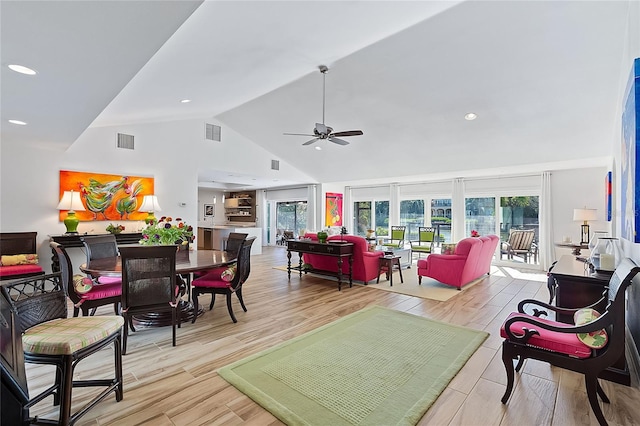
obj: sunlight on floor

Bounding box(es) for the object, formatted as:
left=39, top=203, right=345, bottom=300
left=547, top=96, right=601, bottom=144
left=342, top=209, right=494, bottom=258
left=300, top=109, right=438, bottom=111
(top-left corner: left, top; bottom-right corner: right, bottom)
left=490, top=265, right=547, bottom=282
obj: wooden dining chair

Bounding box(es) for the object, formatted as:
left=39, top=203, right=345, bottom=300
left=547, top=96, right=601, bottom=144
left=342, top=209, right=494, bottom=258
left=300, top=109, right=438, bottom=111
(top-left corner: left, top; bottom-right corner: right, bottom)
left=119, top=245, right=178, bottom=355
left=191, top=237, right=255, bottom=323
left=500, top=258, right=640, bottom=426
left=51, top=242, right=122, bottom=318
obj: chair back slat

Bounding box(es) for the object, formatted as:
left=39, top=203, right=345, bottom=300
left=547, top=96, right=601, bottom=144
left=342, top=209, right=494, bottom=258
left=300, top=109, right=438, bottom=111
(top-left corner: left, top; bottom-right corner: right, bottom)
left=1, top=273, right=67, bottom=332
left=120, top=245, right=177, bottom=311
left=82, top=235, right=119, bottom=260
left=508, top=230, right=535, bottom=250
left=419, top=227, right=435, bottom=243
left=231, top=237, right=256, bottom=291
left=226, top=233, right=248, bottom=255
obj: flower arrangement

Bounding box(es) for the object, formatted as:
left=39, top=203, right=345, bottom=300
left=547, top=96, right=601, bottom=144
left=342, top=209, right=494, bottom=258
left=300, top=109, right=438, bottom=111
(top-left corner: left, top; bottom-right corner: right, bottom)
left=140, top=216, right=194, bottom=246
left=106, top=223, right=125, bottom=234
left=470, top=229, right=480, bottom=237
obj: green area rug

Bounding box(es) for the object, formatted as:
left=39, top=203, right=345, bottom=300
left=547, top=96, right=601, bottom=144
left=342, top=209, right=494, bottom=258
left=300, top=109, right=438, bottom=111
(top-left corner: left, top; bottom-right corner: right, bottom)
left=218, top=305, right=488, bottom=425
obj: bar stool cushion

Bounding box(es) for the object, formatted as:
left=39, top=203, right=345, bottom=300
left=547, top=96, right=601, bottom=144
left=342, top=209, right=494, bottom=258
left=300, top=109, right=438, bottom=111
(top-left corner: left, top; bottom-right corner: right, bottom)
left=23, top=316, right=124, bottom=355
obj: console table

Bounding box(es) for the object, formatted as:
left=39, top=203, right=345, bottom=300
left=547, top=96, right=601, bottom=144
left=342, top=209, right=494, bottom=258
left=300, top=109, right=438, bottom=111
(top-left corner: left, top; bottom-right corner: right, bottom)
left=549, top=255, right=628, bottom=385
left=286, top=240, right=354, bottom=291
left=49, top=233, right=143, bottom=271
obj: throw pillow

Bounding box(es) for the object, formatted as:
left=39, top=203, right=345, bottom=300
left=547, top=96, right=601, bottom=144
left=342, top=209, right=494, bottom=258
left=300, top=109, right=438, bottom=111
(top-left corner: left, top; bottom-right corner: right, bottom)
left=441, top=244, right=456, bottom=255
left=221, top=264, right=237, bottom=282
left=72, top=274, right=94, bottom=295
left=1, top=253, right=38, bottom=266
left=573, top=308, right=608, bottom=349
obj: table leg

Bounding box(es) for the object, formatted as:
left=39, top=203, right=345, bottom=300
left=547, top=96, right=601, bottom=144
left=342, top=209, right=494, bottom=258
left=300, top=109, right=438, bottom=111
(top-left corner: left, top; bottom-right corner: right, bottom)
left=298, top=253, right=303, bottom=277
left=287, top=250, right=292, bottom=280
left=337, top=257, right=343, bottom=291
left=348, top=255, right=353, bottom=288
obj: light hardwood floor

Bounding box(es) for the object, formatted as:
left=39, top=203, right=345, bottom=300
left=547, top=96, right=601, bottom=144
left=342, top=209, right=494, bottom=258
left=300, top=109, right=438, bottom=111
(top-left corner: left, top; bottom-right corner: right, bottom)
left=26, top=247, right=640, bottom=425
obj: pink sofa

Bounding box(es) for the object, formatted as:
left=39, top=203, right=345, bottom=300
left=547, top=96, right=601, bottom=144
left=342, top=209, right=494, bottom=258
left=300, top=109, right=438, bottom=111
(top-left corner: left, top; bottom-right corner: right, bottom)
left=302, top=233, right=384, bottom=283
left=417, top=235, right=499, bottom=289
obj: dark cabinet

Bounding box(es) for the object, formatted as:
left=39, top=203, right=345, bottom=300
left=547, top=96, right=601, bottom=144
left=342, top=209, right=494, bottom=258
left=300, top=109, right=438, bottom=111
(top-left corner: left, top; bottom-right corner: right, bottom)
left=549, top=255, right=628, bottom=385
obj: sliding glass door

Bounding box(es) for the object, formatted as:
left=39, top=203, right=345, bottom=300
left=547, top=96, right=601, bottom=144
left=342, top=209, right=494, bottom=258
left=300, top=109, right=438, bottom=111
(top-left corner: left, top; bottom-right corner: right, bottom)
left=276, top=201, right=307, bottom=238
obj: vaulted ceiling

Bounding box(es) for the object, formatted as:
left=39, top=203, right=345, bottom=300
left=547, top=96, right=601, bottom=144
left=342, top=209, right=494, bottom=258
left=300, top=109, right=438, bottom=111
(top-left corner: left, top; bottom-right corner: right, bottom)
left=2, top=1, right=631, bottom=189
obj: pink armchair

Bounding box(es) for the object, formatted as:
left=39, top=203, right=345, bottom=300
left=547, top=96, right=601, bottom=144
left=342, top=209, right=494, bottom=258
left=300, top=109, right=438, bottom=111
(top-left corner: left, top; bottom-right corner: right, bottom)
left=417, top=235, right=499, bottom=289
left=301, top=234, right=384, bottom=283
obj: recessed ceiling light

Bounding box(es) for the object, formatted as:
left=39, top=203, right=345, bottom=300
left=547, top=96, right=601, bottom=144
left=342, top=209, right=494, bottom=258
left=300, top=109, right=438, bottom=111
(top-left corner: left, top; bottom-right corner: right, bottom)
left=315, top=146, right=322, bottom=151
left=180, top=99, right=191, bottom=103
left=464, top=113, right=477, bottom=121
left=8, top=119, right=27, bottom=125
left=8, top=64, right=37, bottom=75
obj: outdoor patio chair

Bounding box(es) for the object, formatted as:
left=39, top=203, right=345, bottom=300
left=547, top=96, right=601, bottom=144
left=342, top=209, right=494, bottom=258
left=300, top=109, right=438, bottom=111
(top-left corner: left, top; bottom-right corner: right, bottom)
left=500, top=229, right=537, bottom=263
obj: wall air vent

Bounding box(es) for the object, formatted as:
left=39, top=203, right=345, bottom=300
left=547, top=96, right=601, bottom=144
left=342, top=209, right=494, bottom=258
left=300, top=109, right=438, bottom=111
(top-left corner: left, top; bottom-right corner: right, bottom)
left=116, top=133, right=134, bottom=150
left=271, top=160, right=280, bottom=171
left=205, top=123, right=221, bottom=141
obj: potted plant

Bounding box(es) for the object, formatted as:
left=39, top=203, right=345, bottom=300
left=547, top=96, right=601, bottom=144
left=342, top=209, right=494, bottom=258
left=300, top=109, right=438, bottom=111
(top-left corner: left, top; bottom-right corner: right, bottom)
left=317, top=230, right=328, bottom=244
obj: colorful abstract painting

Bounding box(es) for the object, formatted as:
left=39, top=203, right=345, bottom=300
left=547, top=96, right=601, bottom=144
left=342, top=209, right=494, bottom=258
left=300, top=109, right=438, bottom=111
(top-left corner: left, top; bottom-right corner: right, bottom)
left=325, top=192, right=343, bottom=227
left=621, top=58, right=640, bottom=242
left=606, top=171, right=612, bottom=222
left=59, top=170, right=154, bottom=221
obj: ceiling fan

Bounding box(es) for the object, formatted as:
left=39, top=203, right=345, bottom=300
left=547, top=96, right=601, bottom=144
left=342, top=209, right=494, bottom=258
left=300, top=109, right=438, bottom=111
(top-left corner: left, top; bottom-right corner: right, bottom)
left=284, top=65, right=363, bottom=146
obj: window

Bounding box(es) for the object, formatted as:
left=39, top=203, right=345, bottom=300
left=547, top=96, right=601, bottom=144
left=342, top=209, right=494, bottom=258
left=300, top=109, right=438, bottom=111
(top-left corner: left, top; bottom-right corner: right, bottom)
left=375, top=201, right=389, bottom=236
left=276, top=201, right=307, bottom=237
left=353, top=202, right=372, bottom=236
left=431, top=198, right=452, bottom=243
left=400, top=199, right=424, bottom=242
left=465, top=197, right=495, bottom=237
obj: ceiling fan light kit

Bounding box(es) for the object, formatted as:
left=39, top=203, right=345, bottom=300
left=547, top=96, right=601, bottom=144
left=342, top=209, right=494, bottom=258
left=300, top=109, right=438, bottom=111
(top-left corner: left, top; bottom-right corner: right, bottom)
left=284, top=65, right=363, bottom=147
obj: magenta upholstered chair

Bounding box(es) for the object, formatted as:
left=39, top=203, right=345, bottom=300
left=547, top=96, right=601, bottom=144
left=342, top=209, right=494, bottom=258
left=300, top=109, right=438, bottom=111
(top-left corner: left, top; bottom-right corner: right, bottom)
left=191, top=237, right=256, bottom=323
left=500, top=258, right=640, bottom=426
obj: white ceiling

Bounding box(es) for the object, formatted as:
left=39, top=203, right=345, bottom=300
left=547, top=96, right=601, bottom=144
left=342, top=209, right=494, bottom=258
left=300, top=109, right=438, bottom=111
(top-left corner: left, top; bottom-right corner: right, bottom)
left=1, top=1, right=631, bottom=190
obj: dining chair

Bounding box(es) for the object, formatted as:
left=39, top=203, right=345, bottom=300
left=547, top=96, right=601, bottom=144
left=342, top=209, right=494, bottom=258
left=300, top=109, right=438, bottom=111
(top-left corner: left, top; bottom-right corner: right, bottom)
left=1, top=273, right=124, bottom=425
left=119, top=245, right=178, bottom=355
left=82, top=235, right=122, bottom=284
left=500, top=258, right=640, bottom=426
left=51, top=242, right=122, bottom=318
left=192, top=233, right=248, bottom=281
left=191, top=236, right=256, bottom=324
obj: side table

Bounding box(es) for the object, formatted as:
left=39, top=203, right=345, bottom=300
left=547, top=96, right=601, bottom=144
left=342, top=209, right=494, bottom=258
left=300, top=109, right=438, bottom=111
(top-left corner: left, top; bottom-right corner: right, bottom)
left=377, top=255, right=403, bottom=286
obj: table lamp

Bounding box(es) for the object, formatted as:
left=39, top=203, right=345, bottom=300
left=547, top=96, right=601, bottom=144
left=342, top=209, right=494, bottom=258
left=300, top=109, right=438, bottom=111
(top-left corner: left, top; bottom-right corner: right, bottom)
left=138, top=195, right=162, bottom=224
left=573, top=208, right=597, bottom=244
left=57, top=190, right=86, bottom=234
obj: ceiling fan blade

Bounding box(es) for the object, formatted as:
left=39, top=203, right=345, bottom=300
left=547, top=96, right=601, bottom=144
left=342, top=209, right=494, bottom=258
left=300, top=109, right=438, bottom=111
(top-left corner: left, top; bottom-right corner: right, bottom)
left=328, top=137, right=350, bottom=146
left=302, top=138, right=319, bottom=146
left=284, top=132, right=315, bottom=136
left=331, top=130, right=363, bottom=137
left=315, top=122, right=328, bottom=135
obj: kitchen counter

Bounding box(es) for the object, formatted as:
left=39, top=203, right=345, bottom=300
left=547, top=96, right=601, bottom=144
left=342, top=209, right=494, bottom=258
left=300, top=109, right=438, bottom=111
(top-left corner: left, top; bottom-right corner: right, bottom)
left=197, top=225, right=261, bottom=255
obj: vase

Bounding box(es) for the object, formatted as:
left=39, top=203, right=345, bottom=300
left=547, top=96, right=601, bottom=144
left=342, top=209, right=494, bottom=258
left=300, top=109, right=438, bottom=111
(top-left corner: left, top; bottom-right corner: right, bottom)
left=317, top=231, right=328, bottom=244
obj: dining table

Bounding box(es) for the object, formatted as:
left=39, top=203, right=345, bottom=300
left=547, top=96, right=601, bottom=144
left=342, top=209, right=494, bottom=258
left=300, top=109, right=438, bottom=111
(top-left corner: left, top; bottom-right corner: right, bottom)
left=80, top=248, right=237, bottom=326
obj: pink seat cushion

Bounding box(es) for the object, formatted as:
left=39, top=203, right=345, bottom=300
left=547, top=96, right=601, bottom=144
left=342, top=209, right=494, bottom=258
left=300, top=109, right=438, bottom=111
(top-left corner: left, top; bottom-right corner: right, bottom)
left=97, top=276, right=121, bottom=285
left=500, top=312, right=592, bottom=359
left=193, top=271, right=231, bottom=289
left=81, top=282, right=122, bottom=300
left=0, top=264, right=44, bottom=277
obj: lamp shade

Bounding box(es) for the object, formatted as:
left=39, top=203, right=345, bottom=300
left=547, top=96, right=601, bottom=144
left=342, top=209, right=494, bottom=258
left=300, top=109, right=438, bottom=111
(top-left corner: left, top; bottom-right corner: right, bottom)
left=57, top=190, right=85, bottom=212
left=138, top=195, right=162, bottom=212
left=138, top=195, right=162, bottom=224
left=573, top=208, right=597, bottom=222
left=57, top=190, right=85, bottom=234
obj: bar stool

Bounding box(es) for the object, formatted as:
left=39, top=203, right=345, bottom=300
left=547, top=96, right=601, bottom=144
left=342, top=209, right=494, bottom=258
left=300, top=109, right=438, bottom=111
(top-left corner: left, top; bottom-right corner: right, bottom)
left=377, top=255, right=403, bottom=286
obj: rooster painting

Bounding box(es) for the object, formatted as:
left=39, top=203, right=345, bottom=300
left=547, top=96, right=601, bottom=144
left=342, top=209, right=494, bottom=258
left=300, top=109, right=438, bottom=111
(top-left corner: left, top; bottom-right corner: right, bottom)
left=80, top=176, right=129, bottom=220
left=115, top=179, right=142, bottom=220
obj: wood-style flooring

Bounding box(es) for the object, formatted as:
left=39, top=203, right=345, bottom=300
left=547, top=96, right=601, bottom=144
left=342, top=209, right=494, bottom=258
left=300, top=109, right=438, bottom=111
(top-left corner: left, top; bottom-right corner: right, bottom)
left=26, top=247, right=640, bottom=425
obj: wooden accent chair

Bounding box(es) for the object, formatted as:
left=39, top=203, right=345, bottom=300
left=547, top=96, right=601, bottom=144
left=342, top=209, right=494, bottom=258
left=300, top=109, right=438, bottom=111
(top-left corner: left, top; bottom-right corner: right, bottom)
left=500, top=258, right=640, bottom=426
left=51, top=242, right=122, bottom=318
left=192, top=237, right=256, bottom=323
left=500, top=229, right=537, bottom=263
left=119, top=245, right=178, bottom=355
left=410, top=226, right=435, bottom=258
left=384, top=226, right=406, bottom=249
left=1, top=273, right=124, bottom=425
